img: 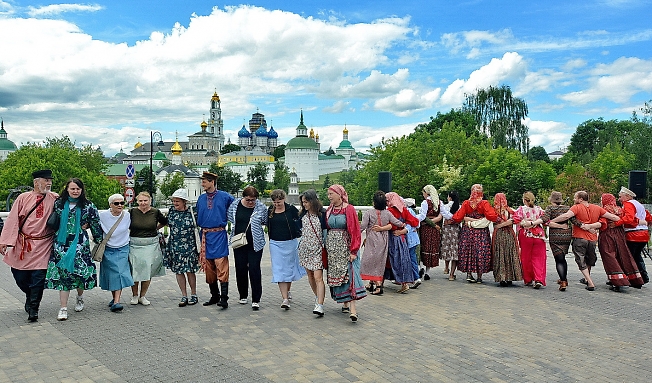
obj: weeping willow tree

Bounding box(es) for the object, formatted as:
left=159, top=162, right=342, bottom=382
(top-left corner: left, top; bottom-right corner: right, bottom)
left=463, top=85, right=529, bottom=153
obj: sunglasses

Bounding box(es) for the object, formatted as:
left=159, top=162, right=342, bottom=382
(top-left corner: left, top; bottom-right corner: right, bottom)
left=112, top=201, right=125, bottom=206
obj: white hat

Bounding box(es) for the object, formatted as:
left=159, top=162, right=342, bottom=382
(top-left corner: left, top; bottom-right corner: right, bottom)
left=619, top=186, right=636, bottom=198
left=404, top=198, right=416, bottom=207
left=171, top=188, right=190, bottom=201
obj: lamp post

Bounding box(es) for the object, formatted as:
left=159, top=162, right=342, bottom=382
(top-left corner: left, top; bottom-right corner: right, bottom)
left=150, top=131, right=164, bottom=203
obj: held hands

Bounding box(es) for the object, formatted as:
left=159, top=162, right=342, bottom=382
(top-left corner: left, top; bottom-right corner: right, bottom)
left=0, top=244, right=6, bottom=255
left=349, top=253, right=357, bottom=262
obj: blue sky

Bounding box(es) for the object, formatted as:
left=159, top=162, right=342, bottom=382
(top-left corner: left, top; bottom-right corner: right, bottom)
left=1, top=1, right=651, bottom=156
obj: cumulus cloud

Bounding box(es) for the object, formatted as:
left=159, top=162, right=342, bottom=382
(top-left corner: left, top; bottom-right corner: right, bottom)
left=560, top=57, right=652, bottom=104
left=373, top=88, right=440, bottom=116
left=439, top=52, right=527, bottom=107
left=524, top=118, right=573, bottom=152
left=27, top=3, right=104, bottom=16
left=323, top=101, right=353, bottom=114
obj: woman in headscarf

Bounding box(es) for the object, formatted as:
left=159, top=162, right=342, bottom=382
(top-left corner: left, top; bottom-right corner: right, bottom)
left=597, top=193, right=644, bottom=291
left=452, top=184, right=497, bottom=284
left=360, top=191, right=405, bottom=295
left=416, top=185, right=443, bottom=281
left=386, top=192, right=420, bottom=293
left=45, top=178, right=103, bottom=321
left=325, top=184, right=366, bottom=321
left=540, top=191, right=573, bottom=291
left=491, top=193, right=522, bottom=287
left=513, top=192, right=547, bottom=288
left=440, top=191, right=461, bottom=281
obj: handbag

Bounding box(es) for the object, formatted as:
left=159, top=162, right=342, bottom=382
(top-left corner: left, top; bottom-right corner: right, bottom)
left=92, top=211, right=124, bottom=262
left=307, top=214, right=327, bottom=269
left=46, top=209, right=60, bottom=230
left=189, top=206, right=201, bottom=253
left=231, top=212, right=254, bottom=249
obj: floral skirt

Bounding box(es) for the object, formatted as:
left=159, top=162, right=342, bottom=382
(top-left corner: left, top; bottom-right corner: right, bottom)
left=457, top=226, right=492, bottom=274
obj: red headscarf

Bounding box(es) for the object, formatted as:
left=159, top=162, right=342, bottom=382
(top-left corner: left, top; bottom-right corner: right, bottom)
left=601, top=193, right=622, bottom=216
left=469, top=184, right=484, bottom=209
left=385, top=192, right=406, bottom=212
left=328, top=184, right=348, bottom=204
left=493, top=193, right=513, bottom=218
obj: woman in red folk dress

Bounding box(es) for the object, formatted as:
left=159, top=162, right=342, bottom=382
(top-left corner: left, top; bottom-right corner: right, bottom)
left=452, top=184, right=497, bottom=284
left=385, top=192, right=420, bottom=293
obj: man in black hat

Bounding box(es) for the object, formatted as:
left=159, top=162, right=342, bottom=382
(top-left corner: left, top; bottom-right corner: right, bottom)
left=196, top=171, right=234, bottom=308
left=0, top=169, right=58, bottom=322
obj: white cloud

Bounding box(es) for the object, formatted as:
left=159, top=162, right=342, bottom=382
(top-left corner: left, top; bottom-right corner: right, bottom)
left=27, top=3, right=104, bottom=16
left=563, top=58, right=587, bottom=71
left=560, top=57, right=652, bottom=104
left=440, top=52, right=527, bottom=106
left=516, top=68, right=566, bottom=95
left=524, top=118, right=573, bottom=152
left=373, top=88, right=440, bottom=116
left=323, top=100, right=353, bottom=113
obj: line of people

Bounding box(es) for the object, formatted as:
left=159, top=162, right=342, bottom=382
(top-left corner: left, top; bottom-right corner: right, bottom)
left=2, top=169, right=650, bottom=324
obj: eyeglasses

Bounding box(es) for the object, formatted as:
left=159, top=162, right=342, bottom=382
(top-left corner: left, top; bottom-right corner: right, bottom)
left=243, top=198, right=256, bottom=203
left=112, top=201, right=125, bottom=206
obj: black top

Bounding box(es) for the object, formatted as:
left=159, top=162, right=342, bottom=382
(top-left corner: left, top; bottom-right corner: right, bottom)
left=235, top=202, right=255, bottom=246
left=267, top=203, right=300, bottom=241
left=129, top=208, right=168, bottom=238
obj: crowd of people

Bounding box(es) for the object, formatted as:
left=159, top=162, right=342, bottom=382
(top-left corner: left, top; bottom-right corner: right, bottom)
left=1, top=169, right=650, bottom=324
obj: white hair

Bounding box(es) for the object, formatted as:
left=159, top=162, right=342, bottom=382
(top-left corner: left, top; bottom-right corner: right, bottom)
left=108, top=193, right=124, bottom=204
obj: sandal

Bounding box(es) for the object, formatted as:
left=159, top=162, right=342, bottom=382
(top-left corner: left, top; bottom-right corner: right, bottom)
left=397, top=284, right=410, bottom=294
left=448, top=275, right=456, bottom=281
left=466, top=274, right=476, bottom=283
left=365, top=282, right=376, bottom=292
left=341, top=306, right=350, bottom=314
left=371, top=287, right=384, bottom=295
left=350, top=313, right=358, bottom=322
left=178, top=296, right=188, bottom=307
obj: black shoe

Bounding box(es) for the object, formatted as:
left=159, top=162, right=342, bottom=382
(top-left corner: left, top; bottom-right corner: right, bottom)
left=202, top=296, right=220, bottom=306
left=585, top=286, right=595, bottom=291
left=466, top=274, right=476, bottom=283
left=424, top=274, right=431, bottom=281
left=610, top=285, right=622, bottom=292
left=579, top=278, right=588, bottom=285
left=419, top=268, right=425, bottom=278
left=499, top=281, right=508, bottom=287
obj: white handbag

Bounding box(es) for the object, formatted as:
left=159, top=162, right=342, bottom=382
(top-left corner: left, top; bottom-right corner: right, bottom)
left=230, top=212, right=254, bottom=249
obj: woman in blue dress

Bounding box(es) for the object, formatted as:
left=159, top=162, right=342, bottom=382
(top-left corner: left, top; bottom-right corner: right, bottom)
left=166, top=189, right=200, bottom=307
left=325, top=184, right=366, bottom=322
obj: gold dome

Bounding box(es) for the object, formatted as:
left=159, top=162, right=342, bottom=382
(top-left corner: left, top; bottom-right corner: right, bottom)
left=134, top=141, right=143, bottom=149
left=343, top=126, right=349, bottom=134
left=211, top=91, right=220, bottom=102
left=309, top=128, right=315, bottom=138
left=171, top=139, right=183, bottom=155
left=201, top=120, right=208, bottom=131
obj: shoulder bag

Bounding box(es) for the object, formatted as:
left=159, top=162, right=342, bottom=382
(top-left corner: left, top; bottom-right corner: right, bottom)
left=189, top=206, right=202, bottom=253
left=231, top=212, right=254, bottom=249
left=92, top=212, right=125, bottom=262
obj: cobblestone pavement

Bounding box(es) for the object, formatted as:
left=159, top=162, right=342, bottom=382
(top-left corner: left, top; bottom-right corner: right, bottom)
left=1, top=245, right=651, bottom=382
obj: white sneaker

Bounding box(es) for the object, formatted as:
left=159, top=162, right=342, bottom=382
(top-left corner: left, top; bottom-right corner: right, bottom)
left=57, top=307, right=68, bottom=321
left=138, top=296, right=151, bottom=306
left=281, top=299, right=290, bottom=309
left=238, top=298, right=248, bottom=305
left=251, top=302, right=260, bottom=311
left=313, top=303, right=324, bottom=316
left=130, top=296, right=139, bottom=305
left=287, top=291, right=292, bottom=302
left=74, top=295, right=84, bottom=312
left=410, top=279, right=422, bottom=289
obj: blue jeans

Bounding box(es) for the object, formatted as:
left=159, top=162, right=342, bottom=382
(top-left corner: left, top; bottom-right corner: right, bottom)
left=409, top=246, right=420, bottom=280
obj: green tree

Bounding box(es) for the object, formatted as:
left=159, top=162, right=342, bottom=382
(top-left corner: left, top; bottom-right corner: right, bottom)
left=272, top=162, right=290, bottom=192
left=339, top=169, right=357, bottom=189
left=462, top=85, right=529, bottom=152
left=415, top=108, right=477, bottom=137
left=554, top=162, right=607, bottom=203
left=220, top=143, right=241, bottom=154
left=528, top=146, right=549, bottom=162
left=323, top=147, right=335, bottom=156
left=272, top=144, right=286, bottom=160
left=159, top=171, right=186, bottom=201
left=208, top=164, right=243, bottom=195
left=0, top=136, right=121, bottom=209
left=247, top=162, right=269, bottom=194
left=323, top=174, right=332, bottom=189
left=134, top=166, right=157, bottom=198
left=588, top=143, right=634, bottom=193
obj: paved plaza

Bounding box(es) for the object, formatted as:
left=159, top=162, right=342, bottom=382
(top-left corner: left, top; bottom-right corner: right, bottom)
left=1, top=245, right=651, bottom=383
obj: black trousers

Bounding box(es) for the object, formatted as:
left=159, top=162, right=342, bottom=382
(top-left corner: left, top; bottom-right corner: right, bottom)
left=11, top=268, right=46, bottom=313
left=627, top=241, right=649, bottom=283
left=233, top=245, right=263, bottom=303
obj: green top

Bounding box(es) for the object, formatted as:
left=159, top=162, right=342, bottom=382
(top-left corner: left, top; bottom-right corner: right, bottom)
left=129, top=208, right=168, bottom=238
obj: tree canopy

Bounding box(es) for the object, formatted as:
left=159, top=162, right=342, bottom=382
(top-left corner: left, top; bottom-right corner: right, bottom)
left=208, top=163, right=243, bottom=195
left=0, top=136, right=121, bottom=209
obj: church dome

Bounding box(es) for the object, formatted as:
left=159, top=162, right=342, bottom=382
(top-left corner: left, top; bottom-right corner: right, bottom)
left=286, top=136, right=319, bottom=150
left=211, top=91, right=220, bottom=102
left=255, top=124, right=268, bottom=137
left=0, top=126, right=17, bottom=150
left=171, top=139, right=183, bottom=155
left=134, top=141, right=143, bottom=149
left=238, top=125, right=252, bottom=138
left=337, top=139, right=354, bottom=150
left=153, top=150, right=168, bottom=160
left=267, top=126, right=278, bottom=138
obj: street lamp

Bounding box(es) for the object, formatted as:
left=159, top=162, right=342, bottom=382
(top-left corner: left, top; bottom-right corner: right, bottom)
left=150, top=131, right=165, bottom=202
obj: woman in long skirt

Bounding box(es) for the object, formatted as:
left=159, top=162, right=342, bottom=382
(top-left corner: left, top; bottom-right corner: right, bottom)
left=452, top=184, right=497, bottom=284
left=98, top=193, right=133, bottom=312
left=360, top=191, right=404, bottom=295
left=326, top=185, right=366, bottom=321
left=513, top=192, right=547, bottom=288
left=491, top=193, right=522, bottom=286
left=440, top=191, right=461, bottom=281
left=597, top=194, right=644, bottom=291
left=386, top=192, right=420, bottom=293
left=417, top=185, right=443, bottom=280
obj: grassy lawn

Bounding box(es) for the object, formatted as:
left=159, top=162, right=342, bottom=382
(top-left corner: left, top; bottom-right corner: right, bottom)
left=297, top=171, right=343, bottom=192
